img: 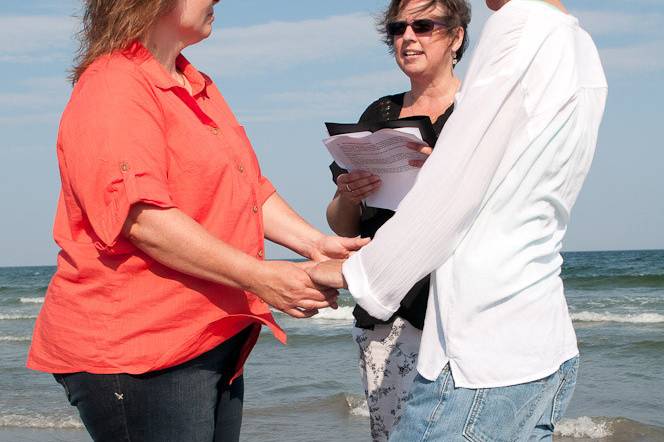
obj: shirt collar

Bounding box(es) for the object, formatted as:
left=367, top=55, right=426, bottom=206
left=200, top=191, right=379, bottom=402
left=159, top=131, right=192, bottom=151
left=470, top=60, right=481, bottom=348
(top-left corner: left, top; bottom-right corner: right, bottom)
left=122, top=41, right=211, bottom=96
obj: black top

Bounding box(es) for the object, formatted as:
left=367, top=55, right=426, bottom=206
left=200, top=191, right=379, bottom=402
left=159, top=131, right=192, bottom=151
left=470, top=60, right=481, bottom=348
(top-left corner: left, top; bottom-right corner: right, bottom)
left=330, top=93, right=454, bottom=330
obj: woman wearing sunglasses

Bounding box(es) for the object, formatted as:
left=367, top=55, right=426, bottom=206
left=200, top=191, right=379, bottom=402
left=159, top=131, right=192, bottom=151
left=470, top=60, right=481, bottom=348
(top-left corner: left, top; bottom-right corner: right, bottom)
left=326, top=1, right=471, bottom=440
left=311, top=0, right=607, bottom=439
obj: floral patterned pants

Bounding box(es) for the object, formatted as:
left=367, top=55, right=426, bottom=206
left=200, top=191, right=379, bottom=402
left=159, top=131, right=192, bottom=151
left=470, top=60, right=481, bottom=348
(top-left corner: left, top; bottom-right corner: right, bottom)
left=353, top=317, right=422, bottom=442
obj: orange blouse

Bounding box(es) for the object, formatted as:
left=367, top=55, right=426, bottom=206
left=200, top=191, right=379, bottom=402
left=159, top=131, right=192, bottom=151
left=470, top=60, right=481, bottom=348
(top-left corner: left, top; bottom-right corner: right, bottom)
left=27, top=42, right=285, bottom=378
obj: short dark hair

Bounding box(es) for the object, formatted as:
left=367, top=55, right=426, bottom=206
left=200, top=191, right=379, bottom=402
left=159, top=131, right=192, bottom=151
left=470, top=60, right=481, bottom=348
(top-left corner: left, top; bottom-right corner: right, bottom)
left=378, top=0, right=472, bottom=63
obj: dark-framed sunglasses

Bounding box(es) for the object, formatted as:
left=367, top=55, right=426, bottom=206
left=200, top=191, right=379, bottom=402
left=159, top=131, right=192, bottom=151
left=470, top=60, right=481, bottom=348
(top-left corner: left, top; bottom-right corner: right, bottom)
left=386, top=18, right=449, bottom=37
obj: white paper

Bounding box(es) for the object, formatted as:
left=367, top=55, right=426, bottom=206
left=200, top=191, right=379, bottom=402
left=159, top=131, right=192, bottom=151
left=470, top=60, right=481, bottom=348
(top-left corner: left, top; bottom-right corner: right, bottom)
left=324, top=127, right=428, bottom=211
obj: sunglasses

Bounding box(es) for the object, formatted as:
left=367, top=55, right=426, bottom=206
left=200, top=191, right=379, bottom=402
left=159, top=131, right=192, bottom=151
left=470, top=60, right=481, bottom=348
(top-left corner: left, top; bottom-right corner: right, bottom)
left=386, top=18, right=449, bottom=37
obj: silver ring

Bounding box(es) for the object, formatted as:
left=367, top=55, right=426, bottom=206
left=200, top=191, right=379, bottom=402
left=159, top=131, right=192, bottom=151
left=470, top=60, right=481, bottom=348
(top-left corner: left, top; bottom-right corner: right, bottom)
left=346, top=184, right=352, bottom=192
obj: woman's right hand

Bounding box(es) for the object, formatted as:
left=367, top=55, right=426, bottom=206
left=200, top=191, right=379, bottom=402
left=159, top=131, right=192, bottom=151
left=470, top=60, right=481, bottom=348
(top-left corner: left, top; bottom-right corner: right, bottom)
left=336, top=171, right=382, bottom=205
left=251, top=261, right=339, bottom=318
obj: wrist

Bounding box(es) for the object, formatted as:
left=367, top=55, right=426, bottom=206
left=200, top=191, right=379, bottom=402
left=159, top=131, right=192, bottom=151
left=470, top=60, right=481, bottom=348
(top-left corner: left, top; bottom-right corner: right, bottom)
left=240, top=259, right=270, bottom=294
left=338, top=193, right=362, bottom=207
left=300, top=231, right=326, bottom=260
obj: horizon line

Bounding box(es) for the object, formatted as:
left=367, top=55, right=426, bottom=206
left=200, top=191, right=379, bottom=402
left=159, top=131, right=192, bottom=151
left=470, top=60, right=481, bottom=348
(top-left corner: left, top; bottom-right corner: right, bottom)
left=2, top=247, right=663, bottom=269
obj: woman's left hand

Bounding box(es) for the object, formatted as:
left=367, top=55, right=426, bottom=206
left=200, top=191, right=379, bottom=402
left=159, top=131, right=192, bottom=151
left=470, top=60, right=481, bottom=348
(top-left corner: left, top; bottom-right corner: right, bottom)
left=304, top=259, right=347, bottom=290
left=309, top=235, right=370, bottom=262
left=407, top=142, right=433, bottom=168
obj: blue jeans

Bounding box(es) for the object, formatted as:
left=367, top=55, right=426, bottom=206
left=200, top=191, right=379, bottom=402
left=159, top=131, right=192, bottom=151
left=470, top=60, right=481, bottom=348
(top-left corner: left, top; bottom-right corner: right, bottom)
left=390, top=356, right=579, bottom=442
left=54, top=326, right=254, bottom=442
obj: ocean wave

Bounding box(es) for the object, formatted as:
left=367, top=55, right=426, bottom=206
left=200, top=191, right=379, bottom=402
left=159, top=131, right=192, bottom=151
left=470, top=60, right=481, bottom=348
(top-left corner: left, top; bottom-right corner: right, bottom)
left=0, top=414, right=83, bottom=429
left=19, top=297, right=44, bottom=304
left=270, top=306, right=355, bottom=322
left=312, top=306, right=355, bottom=321
left=564, top=273, right=664, bottom=289
left=555, top=416, right=612, bottom=438
left=341, top=397, right=619, bottom=430
left=0, top=314, right=38, bottom=320
left=340, top=403, right=661, bottom=441
left=556, top=417, right=664, bottom=440
left=276, top=332, right=351, bottom=346
left=345, top=394, right=369, bottom=418
left=0, top=285, right=49, bottom=294
left=571, top=311, right=664, bottom=324
left=0, top=335, right=31, bottom=342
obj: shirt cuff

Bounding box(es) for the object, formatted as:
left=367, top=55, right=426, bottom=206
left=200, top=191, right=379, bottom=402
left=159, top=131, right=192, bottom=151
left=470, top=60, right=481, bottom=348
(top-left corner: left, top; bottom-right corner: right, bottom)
left=258, top=176, right=276, bottom=206
left=93, top=171, right=174, bottom=252
left=342, top=252, right=396, bottom=321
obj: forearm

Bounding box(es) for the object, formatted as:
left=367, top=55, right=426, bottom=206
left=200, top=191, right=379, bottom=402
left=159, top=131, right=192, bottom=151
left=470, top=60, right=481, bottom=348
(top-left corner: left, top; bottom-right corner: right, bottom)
left=122, top=204, right=265, bottom=292
left=326, top=192, right=361, bottom=237
left=262, top=192, right=325, bottom=259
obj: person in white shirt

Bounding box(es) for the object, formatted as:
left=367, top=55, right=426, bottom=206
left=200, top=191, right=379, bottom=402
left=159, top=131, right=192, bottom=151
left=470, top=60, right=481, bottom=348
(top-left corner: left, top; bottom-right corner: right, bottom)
left=308, top=0, right=607, bottom=439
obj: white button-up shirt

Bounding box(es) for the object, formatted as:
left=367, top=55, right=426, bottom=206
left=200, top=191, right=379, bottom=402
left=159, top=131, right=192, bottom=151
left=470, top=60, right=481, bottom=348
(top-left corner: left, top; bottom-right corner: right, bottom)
left=343, top=0, right=608, bottom=388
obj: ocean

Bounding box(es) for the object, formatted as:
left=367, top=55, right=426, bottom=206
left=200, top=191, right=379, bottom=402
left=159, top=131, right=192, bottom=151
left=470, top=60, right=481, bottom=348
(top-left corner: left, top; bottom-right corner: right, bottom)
left=1, top=250, right=663, bottom=441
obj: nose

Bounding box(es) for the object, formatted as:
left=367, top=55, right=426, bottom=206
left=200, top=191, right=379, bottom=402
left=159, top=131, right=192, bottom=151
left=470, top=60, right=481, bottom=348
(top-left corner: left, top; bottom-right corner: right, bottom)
left=402, top=23, right=418, bottom=41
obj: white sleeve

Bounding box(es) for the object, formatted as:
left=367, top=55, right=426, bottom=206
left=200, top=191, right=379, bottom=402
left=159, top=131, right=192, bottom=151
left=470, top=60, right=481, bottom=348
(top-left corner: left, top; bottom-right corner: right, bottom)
left=343, top=24, right=529, bottom=320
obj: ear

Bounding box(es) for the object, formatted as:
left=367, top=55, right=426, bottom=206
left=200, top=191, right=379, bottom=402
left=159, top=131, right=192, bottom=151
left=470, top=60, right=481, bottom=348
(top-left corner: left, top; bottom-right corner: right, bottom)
left=451, top=26, right=464, bottom=53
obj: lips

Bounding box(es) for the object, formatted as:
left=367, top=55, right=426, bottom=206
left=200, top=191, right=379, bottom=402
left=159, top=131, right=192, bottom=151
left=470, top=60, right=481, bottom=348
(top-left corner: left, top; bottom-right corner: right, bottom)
left=402, top=49, right=424, bottom=58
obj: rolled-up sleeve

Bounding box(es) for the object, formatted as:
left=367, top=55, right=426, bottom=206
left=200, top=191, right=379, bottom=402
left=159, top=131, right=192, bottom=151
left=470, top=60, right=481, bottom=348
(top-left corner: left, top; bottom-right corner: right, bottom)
left=257, top=176, right=276, bottom=206
left=61, top=67, right=175, bottom=251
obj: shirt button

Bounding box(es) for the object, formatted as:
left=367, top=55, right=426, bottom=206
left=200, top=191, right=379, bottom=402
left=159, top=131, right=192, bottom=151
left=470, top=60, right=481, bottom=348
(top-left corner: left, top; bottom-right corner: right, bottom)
left=257, top=250, right=264, bottom=258
left=252, top=205, right=259, bottom=213
left=210, top=127, right=219, bottom=135
left=237, top=165, right=244, bottom=173
left=120, top=162, right=129, bottom=172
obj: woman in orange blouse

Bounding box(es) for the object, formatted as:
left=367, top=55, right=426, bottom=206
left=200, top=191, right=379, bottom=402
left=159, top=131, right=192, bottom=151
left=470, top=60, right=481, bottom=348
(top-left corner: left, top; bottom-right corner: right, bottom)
left=27, top=1, right=366, bottom=440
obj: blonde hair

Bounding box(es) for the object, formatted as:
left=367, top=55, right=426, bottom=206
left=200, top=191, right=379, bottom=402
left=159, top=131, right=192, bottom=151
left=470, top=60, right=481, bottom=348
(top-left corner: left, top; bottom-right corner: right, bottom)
left=71, top=0, right=176, bottom=83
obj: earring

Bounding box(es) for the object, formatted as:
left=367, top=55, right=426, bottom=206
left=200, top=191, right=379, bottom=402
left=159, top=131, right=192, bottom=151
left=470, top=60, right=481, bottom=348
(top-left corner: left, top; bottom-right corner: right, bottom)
left=452, top=51, right=458, bottom=65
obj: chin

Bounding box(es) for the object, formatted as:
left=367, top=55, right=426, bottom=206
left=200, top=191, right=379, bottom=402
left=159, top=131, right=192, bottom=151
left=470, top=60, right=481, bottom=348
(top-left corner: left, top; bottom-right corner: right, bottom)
left=485, top=0, right=505, bottom=10
left=191, top=27, right=213, bottom=44
left=399, top=63, right=427, bottom=78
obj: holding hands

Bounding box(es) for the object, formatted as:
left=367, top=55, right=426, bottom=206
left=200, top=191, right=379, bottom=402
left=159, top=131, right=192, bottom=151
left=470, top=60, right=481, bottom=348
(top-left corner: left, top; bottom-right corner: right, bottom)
left=307, top=235, right=369, bottom=262
left=251, top=261, right=339, bottom=318
left=305, top=259, right=347, bottom=290
left=260, top=235, right=364, bottom=318
left=255, top=228, right=367, bottom=318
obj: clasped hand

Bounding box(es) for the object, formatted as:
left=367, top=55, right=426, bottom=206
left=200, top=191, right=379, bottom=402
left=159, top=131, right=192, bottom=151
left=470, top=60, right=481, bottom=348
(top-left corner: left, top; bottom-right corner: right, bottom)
left=255, top=236, right=364, bottom=318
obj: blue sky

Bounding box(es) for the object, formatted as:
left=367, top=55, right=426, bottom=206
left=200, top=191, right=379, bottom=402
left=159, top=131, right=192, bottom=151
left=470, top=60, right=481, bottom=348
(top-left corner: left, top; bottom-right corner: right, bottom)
left=1, top=0, right=663, bottom=266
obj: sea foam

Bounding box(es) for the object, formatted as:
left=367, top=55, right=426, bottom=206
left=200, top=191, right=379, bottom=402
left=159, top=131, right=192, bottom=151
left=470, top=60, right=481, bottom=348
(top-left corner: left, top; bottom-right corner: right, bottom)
left=19, top=297, right=44, bottom=304
left=345, top=398, right=618, bottom=438
left=316, top=308, right=664, bottom=324
left=0, top=335, right=31, bottom=342
left=0, top=414, right=83, bottom=429
left=555, top=416, right=613, bottom=438
left=571, top=311, right=664, bottom=324
left=345, top=394, right=369, bottom=418
left=314, top=306, right=355, bottom=321
left=0, top=314, right=38, bottom=320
